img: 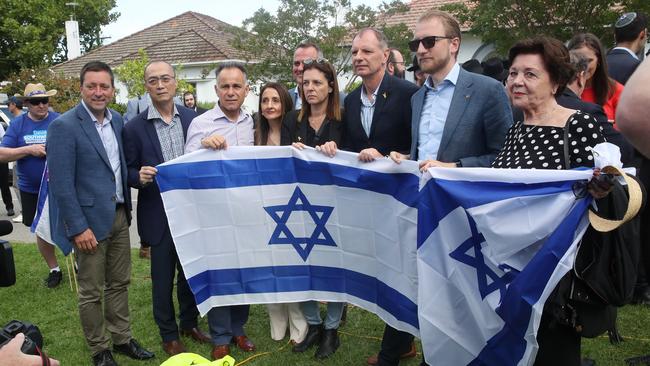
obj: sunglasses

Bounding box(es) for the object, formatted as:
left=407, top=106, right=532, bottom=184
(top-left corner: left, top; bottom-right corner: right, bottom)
left=408, top=36, right=452, bottom=52
left=302, top=57, right=329, bottom=65
left=26, top=98, right=49, bottom=105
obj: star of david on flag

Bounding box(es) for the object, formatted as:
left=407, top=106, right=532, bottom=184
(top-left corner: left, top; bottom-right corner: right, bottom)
left=264, top=186, right=336, bottom=261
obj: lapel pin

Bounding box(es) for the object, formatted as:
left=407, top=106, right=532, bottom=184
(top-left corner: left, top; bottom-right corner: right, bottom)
left=382, top=92, right=388, bottom=99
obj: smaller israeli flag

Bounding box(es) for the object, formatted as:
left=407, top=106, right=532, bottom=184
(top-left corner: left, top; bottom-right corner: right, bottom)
left=417, top=167, right=595, bottom=365
left=31, top=164, right=72, bottom=255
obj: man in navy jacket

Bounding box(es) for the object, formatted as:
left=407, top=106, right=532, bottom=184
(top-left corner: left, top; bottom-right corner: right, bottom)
left=123, top=61, right=212, bottom=356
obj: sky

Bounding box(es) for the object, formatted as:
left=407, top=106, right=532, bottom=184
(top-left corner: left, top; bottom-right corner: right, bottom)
left=101, top=0, right=384, bottom=44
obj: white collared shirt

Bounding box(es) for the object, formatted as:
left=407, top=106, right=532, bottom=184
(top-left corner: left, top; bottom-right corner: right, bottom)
left=81, top=100, right=124, bottom=203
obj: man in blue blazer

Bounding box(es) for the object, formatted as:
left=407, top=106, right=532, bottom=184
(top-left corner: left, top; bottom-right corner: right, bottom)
left=606, top=12, right=647, bottom=85
left=47, top=61, right=154, bottom=366
left=391, top=10, right=512, bottom=171
left=390, top=11, right=512, bottom=365
left=123, top=61, right=213, bottom=356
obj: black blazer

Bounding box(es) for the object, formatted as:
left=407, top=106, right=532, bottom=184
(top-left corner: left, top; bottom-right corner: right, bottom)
left=282, top=110, right=342, bottom=147
left=606, top=49, right=640, bottom=85
left=342, top=73, right=419, bottom=155
left=556, top=89, right=635, bottom=166
left=123, top=104, right=198, bottom=246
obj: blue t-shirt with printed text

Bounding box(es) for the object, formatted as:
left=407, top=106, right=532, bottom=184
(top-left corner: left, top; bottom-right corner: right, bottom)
left=1, top=112, right=60, bottom=193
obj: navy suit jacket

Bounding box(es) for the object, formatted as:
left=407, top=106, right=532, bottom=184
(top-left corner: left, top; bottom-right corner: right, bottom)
left=607, top=48, right=640, bottom=85
left=410, top=68, right=513, bottom=166
left=47, top=103, right=131, bottom=242
left=123, top=105, right=197, bottom=247
left=342, top=73, right=419, bottom=154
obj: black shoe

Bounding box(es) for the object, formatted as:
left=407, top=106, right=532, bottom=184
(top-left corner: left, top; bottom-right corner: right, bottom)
left=315, top=328, right=340, bottom=359
left=44, top=270, right=62, bottom=288
left=113, top=339, right=155, bottom=360
left=92, top=350, right=118, bottom=366
left=292, top=324, right=322, bottom=353
left=6, top=208, right=14, bottom=216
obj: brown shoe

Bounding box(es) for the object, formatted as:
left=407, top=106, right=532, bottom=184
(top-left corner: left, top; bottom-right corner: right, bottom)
left=139, top=246, right=150, bottom=259
left=162, top=339, right=186, bottom=356
left=367, top=342, right=417, bottom=365
left=180, top=327, right=211, bottom=344
left=232, top=335, right=255, bottom=352
left=211, top=345, right=230, bottom=360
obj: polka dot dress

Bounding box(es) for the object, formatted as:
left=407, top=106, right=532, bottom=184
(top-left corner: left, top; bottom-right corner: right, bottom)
left=492, top=111, right=605, bottom=170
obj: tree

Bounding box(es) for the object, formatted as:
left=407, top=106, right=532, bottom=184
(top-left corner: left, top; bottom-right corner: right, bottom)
left=443, top=0, right=650, bottom=56
left=1, top=67, right=81, bottom=113
left=230, top=0, right=412, bottom=90
left=114, top=49, right=195, bottom=99
left=0, top=0, right=119, bottom=80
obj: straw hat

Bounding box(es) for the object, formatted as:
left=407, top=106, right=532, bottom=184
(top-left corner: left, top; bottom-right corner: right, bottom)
left=14, top=83, right=57, bottom=100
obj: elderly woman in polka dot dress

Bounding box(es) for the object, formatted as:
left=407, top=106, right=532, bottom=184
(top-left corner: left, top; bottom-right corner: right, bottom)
left=494, top=36, right=606, bottom=366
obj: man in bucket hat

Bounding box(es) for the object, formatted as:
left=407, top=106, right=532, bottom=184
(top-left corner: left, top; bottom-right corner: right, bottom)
left=0, top=82, right=63, bottom=288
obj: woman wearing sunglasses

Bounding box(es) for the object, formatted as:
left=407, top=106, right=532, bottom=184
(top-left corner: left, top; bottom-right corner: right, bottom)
left=285, top=58, right=345, bottom=359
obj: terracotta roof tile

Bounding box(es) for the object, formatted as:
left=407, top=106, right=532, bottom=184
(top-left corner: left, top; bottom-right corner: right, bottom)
left=379, top=0, right=470, bottom=31
left=52, top=11, right=248, bottom=76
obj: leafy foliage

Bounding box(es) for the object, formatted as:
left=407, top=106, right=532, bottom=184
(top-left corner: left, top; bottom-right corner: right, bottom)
left=231, top=0, right=413, bottom=90
left=0, top=0, right=119, bottom=80
left=443, top=0, right=650, bottom=56
left=114, top=49, right=195, bottom=100
left=0, top=67, right=81, bottom=114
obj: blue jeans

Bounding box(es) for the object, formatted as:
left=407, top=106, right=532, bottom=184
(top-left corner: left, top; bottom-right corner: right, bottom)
left=300, top=301, right=344, bottom=330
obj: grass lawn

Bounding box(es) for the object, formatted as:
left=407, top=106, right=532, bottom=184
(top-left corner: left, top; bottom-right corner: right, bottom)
left=1, top=244, right=650, bottom=365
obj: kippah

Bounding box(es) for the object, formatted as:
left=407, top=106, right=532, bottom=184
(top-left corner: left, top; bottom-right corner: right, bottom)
left=615, top=12, right=637, bottom=28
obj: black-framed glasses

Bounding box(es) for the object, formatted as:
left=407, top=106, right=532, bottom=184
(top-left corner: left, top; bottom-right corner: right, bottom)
left=408, top=36, right=452, bottom=52
left=26, top=98, right=48, bottom=105
left=303, top=57, right=329, bottom=65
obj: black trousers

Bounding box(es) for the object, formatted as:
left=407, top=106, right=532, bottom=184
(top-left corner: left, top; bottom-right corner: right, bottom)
left=0, top=163, right=13, bottom=211
left=534, top=311, right=581, bottom=366
left=377, top=324, right=414, bottom=366
left=150, top=227, right=199, bottom=342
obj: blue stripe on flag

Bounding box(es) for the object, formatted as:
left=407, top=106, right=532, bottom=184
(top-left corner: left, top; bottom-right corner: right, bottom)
left=187, top=265, right=419, bottom=329
left=468, top=197, right=591, bottom=365
left=417, top=178, right=580, bottom=248
left=156, top=158, right=419, bottom=208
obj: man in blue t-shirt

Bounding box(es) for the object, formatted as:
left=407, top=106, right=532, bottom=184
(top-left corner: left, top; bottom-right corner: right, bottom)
left=0, top=83, right=63, bottom=288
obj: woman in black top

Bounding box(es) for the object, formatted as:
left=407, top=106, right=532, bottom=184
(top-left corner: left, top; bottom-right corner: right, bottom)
left=495, top=36, right=609, bottom=366
left=286, top=58, right=345, bottom=359
left=283, top=59, right=342, bottom=148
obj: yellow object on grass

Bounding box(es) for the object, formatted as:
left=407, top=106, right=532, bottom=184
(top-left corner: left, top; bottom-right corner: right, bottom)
left=160, top=352, right=236, bottom=366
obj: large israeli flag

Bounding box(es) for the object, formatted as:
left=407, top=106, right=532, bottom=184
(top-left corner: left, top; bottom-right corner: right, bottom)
left=417, top=167, right=596, bottom=365
left=156, top=146, right=421, bottom=336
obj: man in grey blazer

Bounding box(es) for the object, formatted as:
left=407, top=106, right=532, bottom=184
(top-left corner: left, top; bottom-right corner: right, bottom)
left=47, top=61, right=154, bottom=366
left=389, top=10, right=512, bottom=366
left=391, top=10, right=512, bottom=170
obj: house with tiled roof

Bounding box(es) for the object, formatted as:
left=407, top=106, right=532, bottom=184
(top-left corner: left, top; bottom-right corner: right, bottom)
left=52, top=11, right=254, bottom=108
left=379, top=0, right=499, bottom=63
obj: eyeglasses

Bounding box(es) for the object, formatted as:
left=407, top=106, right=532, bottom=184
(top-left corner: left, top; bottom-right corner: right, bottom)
left=146, top=75, right=175, bottom=86
left=26, top=98, right=49, bottom=105
left=408, top=36, right=452, bottom=52
left=302, top=57, right=329, bottom=65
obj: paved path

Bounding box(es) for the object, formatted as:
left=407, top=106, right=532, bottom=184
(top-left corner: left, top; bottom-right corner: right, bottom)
left=1, top=189, right=143, bottom=248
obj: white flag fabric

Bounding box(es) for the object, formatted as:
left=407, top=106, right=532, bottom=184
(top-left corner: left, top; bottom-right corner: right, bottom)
left=31, top=164, right=72, bottom=255
left=156, top=146, right=422, bottom=336
left=417, top=167, right=595, bottom=365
